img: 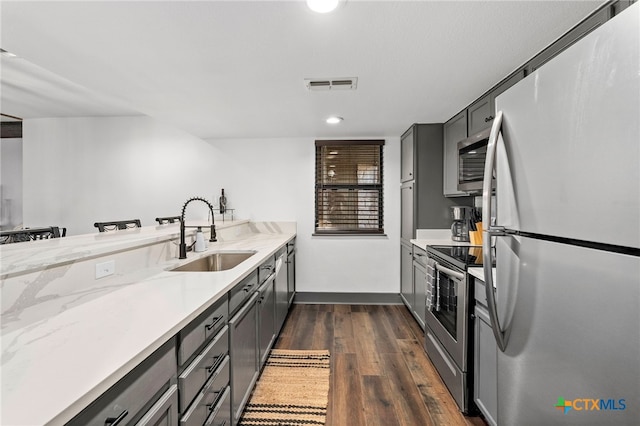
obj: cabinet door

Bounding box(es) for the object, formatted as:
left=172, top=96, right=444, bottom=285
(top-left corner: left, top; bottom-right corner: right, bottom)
left=474, top=304, right=498, bottom=426
left=400, top=243, right=413, bottom=309
left=412, top=261, right=427, bottom=329
left=443, top=111, right=469, bottom=197
left=401, top=127, right=414, bottom=182
left=467, top=94, right=492, bottom=135
left=229, top=293, right=259, bottom=425
left=400, top=182, right=414, bottom=240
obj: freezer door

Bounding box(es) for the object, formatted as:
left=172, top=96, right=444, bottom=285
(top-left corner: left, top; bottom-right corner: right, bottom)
left=495, top=236, right=640, bottom=425
left=494, top=5, right=639, bottom=249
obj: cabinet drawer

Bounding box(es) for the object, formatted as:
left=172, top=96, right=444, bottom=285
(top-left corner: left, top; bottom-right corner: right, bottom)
left=179, top=326, right=229, bottom=409
left=180, top=356, right=230, bottom=426
left=134, top=384, right=179, bottom=426
left=204, top=386, right=231, bottom=426
left=179, top=297, right=228, bottom=366
left=229, top=270, right=258, bottom=316
left=413, top=246, right=427, bottom=267
left=67, top=339, right=176, bottom=426
left=258, top=256, right=276, bottom=284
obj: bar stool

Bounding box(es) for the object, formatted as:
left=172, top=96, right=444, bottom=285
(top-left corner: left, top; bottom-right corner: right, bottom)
left=94, top=219, right=141, bottom=232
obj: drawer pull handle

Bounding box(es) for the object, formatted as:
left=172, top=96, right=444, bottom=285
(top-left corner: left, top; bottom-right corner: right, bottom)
left=205, top=315, right=224, bottom=331
left=104, top=410, right=128, bottom=426
left=207, top=353, right=225, bottom=374
left=485, top=115, right=494, bottom=122
left=206, top=386, right=227, bottom=408
left=243, top=285, right=252, bottom=292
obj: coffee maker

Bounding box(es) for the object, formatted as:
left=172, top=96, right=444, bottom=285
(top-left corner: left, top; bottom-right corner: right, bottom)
left=450, top=206, right=471, bottom=242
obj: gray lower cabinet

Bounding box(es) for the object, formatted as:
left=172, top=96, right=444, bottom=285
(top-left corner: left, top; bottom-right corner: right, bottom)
left=400, top=242, right=413, bottom=308
left=474, top=278, right=498, bottom=426
left=67, top=339, right=178, bottom=426
left=258, top=275, right=276, bottom=368
left=401, top=243, right=428, bottom=330
left=229, top=292, right=259, bottom=426
left=412, top=247, right=427, bottom=329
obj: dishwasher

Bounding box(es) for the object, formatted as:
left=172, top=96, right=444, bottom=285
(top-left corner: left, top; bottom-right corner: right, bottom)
left=274, top=247, right=288, bottom=334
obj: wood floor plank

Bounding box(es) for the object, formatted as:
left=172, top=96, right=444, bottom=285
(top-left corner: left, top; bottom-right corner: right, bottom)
left=329, top=353, right=365, bottom=426
left=333, top=306, right=356, bottom=354
left=312, top=310, right=335, bottom=351
left=397, top=338, right=469, bottom=426
left=381, top=352, right=435, bottom=426
left=366, top=305, right=401, bottom=354
left=287, top=305, right=319, bottom=350
left=351, top=311, right=384, bottom=375
left=382, top=305, right=415, bottom=340
left=361, top=375, right=401, bottom=426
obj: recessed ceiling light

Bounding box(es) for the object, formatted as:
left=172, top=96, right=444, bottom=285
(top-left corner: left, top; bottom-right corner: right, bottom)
left=307, top=0, right=340, bottom=14
left=326, top=116, right=343, bottom=124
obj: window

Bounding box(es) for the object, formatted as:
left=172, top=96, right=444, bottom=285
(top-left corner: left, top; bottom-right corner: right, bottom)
left=314, top=140, right=385, bottom=235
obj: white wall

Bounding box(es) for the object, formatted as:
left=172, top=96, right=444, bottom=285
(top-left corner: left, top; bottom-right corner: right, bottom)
left=207, top=137, right=400, bottom=294
left=1, top=138, right=23, bottom=230
left=23, top=116, right=222, bottom=235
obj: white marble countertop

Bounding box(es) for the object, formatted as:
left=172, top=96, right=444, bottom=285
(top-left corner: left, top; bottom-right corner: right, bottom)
left=1, top=223, right=295, bottom=425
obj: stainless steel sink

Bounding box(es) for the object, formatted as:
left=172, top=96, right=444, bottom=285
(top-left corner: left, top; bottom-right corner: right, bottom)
left=170, top=251, right=256, bottom=272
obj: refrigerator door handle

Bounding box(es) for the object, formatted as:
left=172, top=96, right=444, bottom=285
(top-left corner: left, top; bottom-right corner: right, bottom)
left=482, top=110, right=508, bottom=352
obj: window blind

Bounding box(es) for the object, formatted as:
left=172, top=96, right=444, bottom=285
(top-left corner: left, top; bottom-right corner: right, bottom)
left=314, top=140, right=384, bottom=235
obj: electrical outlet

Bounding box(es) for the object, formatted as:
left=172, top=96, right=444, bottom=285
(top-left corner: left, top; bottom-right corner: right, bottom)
left=95, top=260, right=115, bottom=279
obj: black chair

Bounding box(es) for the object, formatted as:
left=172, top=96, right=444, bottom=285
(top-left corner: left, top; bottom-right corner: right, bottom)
left=0, top=226, right=66, bottom=244
left=94, top=219, right=142, bottom=232
left=155, top=216, right=181, bottom=225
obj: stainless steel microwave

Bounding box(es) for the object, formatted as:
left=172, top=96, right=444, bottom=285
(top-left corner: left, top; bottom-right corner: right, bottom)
left=457, top=126, right=494, bottom=193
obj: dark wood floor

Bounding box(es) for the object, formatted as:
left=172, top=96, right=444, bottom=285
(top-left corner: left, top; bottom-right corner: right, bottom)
left=274, top=304, right=487, bottom=426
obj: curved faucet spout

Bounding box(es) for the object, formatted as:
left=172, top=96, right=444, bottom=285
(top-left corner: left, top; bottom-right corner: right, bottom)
left=179, top=196, right=217, bottom=259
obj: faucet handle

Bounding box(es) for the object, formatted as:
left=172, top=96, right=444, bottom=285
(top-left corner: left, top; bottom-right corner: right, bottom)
left=209, top=224, right=217, bottom=242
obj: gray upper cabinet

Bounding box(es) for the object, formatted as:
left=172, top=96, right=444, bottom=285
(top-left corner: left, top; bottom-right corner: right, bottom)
left=526, top=5, right=612, bottom=74
left=443, top=111, right=469, bottom=197
left=467, top=95, right=491, bottom=136
left=402, top=123, right=462, bottom=234
left=468, top=70, right=525, bottom=136
left=401, top=127, right=414, bottom=182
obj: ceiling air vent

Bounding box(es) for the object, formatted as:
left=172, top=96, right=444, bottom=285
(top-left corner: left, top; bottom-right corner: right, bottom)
left=304, top=77, right=358, bottom=91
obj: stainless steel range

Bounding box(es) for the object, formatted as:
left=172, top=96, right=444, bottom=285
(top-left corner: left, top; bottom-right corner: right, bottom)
left=424, top=245, right=490, bottom=413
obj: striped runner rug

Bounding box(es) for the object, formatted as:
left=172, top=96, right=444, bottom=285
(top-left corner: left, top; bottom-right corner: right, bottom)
left=238, top=349, right=331, bottom=426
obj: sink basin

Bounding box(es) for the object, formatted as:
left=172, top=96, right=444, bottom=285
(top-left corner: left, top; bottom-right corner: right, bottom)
left=170, top=251, right=256, bottom=272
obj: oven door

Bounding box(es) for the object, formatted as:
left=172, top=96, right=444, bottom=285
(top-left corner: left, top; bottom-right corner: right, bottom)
left=425, top=261, right=469, bottom=371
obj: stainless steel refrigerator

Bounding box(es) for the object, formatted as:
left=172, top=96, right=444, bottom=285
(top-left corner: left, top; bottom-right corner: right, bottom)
left=481, top=4, right=639, bottom=425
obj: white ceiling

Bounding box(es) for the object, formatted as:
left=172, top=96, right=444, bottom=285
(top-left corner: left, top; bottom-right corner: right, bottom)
left=1, top=1, right=604, bottom=139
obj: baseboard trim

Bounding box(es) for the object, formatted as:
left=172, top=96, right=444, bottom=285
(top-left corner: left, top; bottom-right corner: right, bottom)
left=293, top=292, right=402, bottom=305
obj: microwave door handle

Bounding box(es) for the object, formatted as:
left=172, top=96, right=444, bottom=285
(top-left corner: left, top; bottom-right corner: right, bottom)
left=435, top=264, right=465, bottom=281
left=482, top=110, right=508, bottom=352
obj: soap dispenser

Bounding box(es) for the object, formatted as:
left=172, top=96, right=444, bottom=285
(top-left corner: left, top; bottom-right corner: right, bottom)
left=194, top=227, right=206, bottom=253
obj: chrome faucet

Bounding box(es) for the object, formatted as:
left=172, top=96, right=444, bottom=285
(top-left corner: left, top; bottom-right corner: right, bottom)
left=179, top=196, right=217, bottom=259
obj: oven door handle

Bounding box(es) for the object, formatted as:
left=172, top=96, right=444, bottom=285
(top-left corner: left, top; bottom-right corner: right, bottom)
left=435, top=264, right=465, bottom=281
